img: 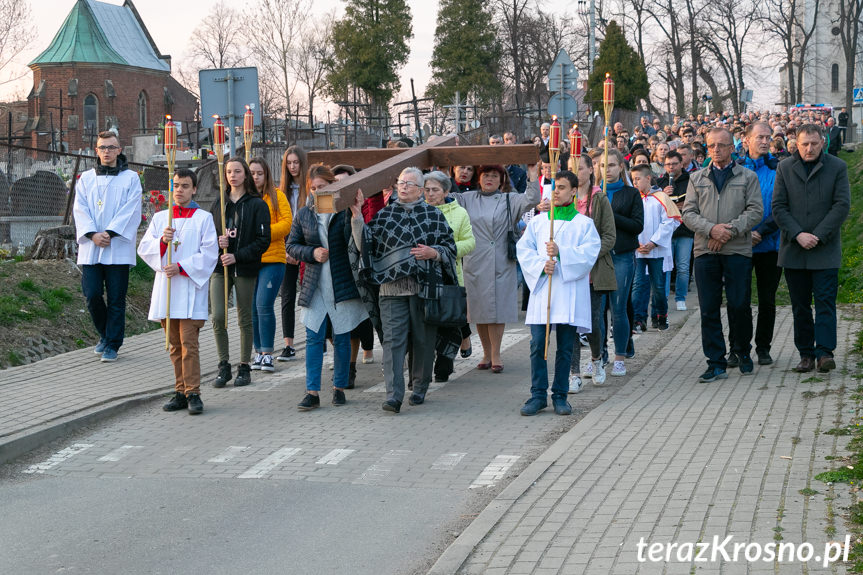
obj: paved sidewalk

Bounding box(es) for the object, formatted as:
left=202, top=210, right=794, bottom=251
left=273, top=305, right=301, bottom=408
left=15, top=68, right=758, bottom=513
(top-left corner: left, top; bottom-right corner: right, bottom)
left=0, top=306, right=307, bottom=464
left=431, top=307, right=860, bottom=574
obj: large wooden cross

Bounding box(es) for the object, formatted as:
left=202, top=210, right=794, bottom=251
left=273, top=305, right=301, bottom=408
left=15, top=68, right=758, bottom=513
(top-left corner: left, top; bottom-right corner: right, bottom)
left=308, top=134, right=541, bottom=213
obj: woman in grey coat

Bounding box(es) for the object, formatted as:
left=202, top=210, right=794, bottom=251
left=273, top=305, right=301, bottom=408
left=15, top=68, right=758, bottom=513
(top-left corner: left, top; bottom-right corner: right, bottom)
left=450, top=164, right=541, bottom=373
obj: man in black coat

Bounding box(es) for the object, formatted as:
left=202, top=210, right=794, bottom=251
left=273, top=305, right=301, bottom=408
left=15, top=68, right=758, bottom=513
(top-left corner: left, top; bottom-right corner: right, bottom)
left=773, top=124, right=851, bottom=373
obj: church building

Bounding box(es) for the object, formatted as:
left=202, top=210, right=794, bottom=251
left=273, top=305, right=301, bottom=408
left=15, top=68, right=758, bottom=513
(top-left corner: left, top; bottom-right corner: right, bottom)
left=25, top=0, right=197, bottom=151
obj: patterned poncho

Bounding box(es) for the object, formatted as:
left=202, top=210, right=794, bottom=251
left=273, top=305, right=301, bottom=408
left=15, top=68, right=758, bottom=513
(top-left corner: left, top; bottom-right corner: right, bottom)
left=361, top=198, right=458, bottom=300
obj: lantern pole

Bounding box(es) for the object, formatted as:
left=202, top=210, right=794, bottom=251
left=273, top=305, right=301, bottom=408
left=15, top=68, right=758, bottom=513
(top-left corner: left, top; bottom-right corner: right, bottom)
left=544, top=116, right=561, bottom=360
left=163, top=116, right=177, bottom=351
left=601, top=73, right=615, bottom=207
left=213, top=115, right=229, bottom=320
left=243, top=105, right=254, bottom=164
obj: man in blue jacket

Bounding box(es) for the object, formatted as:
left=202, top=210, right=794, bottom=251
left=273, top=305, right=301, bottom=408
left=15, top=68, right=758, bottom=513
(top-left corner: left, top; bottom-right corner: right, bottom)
left=734, top=122, right=782, bottom=367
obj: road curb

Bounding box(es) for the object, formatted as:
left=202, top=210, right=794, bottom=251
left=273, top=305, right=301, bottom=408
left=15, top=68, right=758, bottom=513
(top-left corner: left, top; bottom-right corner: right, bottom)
left=0, top=388, right=170, bottom=466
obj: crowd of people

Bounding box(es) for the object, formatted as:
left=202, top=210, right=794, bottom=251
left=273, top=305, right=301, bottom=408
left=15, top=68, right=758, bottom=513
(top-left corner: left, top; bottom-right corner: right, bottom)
left=72, top=103, right=852, bottom=416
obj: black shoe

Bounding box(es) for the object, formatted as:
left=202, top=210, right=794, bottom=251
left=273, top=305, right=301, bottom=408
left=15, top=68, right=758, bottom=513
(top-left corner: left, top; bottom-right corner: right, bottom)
left=332, top=388, right=346, bottom=406
left=277, top=346, right=296, bottom=361
left=382, top=399, right=401, bottom=413
left=213, top=361, right=231, bottom=388
left=633, top=321, right=647, bottom=334
left=460, top=345, right=472, bottom=359
left=408, top=393, right=424, bottom=406
left=656, top=316, right=669, bottom=331
left=298, top=393, right=320, bottom=411
left=187, top=394, right=203, bottom=415
left=346, top=363, right=357, bottom=390
left=234, top=363, right=251, bottom=387
left=434, top=355, right=453, bottom=382
left=739, top=355, right=754, bottom=374
left=552, top=398, right=572, bottom=415
left=726, top=352, right=740, bottom=368
left=163, top=392, right=188, bottom=412
left=698, top=367, right=728, bottom=383
left=650, top=316, right=659, bottom=329
left=757, top=350, right=773, bottom=365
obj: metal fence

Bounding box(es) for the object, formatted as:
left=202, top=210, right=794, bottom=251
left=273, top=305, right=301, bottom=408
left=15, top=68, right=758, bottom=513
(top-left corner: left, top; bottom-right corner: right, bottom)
left=0, top=145, right=167, bottom=249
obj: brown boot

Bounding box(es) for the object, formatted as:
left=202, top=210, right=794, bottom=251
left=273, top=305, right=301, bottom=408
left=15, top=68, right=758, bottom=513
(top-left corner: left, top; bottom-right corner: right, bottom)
left=794, top=357, right=815, bottom=373
left=817, top=356, right=836, bottom=373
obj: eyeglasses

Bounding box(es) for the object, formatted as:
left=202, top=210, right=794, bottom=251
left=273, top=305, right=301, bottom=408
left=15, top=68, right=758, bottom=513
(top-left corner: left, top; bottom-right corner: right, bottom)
left=96, top=145, right=120, bottom=151
left=396, top=180, right=422, bottom=189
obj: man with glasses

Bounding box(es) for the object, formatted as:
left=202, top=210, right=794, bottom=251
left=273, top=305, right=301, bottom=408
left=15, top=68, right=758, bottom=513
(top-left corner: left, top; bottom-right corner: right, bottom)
left=490, top=134, right=526, bottom=193
left=73, top=130, right=142, bottom=362
left=683, top=128, right=762, bottom=382
left=657, top=151, right=693, bottom=311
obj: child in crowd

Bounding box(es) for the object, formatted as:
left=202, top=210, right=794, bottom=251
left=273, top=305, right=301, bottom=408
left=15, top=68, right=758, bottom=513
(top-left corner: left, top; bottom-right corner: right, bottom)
left=630, top=164, right=679, bottom=333
left=138, top=168, right=218, bottom=414
left=516, top=170, right=601, bottom=416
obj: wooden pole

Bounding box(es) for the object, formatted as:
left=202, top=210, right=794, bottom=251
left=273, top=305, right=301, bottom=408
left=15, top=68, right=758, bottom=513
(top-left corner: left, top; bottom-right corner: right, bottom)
left=164, top=117, right=177, bottom=350
left=213, top=116, right=229, bottom=320
left=243, top=106, right=254, bottom=164
left=601, top=73, right=615, bottom=225
left=544, top=117, right=561, bottom=360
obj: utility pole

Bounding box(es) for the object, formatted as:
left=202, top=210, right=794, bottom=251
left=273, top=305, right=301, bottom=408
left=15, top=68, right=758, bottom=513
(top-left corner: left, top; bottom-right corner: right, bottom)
left=578, top=0, right=597, bottom=74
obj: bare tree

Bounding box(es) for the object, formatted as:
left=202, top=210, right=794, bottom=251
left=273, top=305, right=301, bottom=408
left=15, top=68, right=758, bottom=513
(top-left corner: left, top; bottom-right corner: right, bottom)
left=492, top=0, right=532, bottom=112
left=186, top=2, right=246, bottom=69
left=759, top=0, right=820, bottom=105
left=645, top=0, right=688, bottom=114
left=834, top=0, right=863, bottom=141
left=0, top=0, right=34, bottom=86
left=289, top=10, right=335, bottom=125
left=244, top=0, right=310, bottom=125
left=700, top=0, right=758, bottom=114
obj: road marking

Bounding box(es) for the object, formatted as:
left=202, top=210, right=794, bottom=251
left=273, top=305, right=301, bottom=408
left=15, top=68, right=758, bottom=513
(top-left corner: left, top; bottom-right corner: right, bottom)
left=22, top=443, right=94, bottom=474
left=432, top=452, right=467, bottom=471
left=469, top=455, right=520, bottom=489
left=316, top=449, right=355, bottom=465
left=353, top=450, right=410, bottom=485
left=208, top=446, right=250, bottom=463
left=97, top=445, right=143, bottom=462
left=363, top=330, right=530, bottom=394
left=237, top=447, right=302, bottom=479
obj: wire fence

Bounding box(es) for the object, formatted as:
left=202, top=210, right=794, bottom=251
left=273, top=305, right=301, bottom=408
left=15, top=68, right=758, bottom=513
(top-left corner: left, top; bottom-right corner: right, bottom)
left=0, top=145, right=167, bottom=251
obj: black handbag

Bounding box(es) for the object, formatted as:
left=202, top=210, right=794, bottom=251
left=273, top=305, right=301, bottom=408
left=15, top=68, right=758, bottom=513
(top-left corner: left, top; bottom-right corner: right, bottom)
left=423, top=263, right=467, bottom=327
left=505, top=193, right=518, bottom=261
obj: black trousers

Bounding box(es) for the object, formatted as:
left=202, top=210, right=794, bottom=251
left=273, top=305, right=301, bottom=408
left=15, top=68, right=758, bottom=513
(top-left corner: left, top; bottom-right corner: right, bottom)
left=729, top=251, right=783, bottom=354
left=694, top=254, right=752, bottom=369
left=279, top=262, right=300, bottom=340
left=784, top=268, right=839, bottom=360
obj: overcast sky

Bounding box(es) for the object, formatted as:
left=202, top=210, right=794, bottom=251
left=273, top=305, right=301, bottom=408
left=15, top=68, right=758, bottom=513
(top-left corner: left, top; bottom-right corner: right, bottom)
left=3, top=0, right=780, bottom=112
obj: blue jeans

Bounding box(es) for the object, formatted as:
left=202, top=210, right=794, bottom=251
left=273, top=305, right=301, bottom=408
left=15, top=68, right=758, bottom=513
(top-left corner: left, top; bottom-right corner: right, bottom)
left=665, top=236, right=694, bottom=302
left=252, top=263, right=286, bottom=353
left=603, top=251, right=635, bottom=356
left=305, top=317, right=350, bottom=391
left=632, top=257, right=668, bottom=322
left=81, top=264, right=129, bottom=351
left=529, top=324, right=577, bottom=402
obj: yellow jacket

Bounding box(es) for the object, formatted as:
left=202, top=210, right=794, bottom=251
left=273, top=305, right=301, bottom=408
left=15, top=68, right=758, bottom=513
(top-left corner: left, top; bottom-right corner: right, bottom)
left=261, top=188, right=292, bottom=264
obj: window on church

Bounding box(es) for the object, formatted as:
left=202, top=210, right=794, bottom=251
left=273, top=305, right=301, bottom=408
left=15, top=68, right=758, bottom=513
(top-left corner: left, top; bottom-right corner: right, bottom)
left=138, top=91, right=147, bottom=131
left=84, top=94, right=98, bottom=134
left=831, top=64, right=839, bottom=93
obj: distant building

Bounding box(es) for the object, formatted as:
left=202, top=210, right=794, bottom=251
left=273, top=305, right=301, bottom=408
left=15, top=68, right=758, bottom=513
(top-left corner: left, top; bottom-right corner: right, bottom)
left=25, top=0, right=197, bottom=151
left=778, top=0, right=863, bottom=109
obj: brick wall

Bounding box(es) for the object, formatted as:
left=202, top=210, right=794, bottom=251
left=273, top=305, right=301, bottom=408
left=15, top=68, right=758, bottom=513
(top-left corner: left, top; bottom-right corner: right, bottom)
left=27, top=63, right=197, bottom=151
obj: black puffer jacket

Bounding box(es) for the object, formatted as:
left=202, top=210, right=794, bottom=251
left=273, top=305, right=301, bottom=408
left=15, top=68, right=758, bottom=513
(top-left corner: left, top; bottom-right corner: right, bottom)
left=210, top=193, right=270, bottom=277
left=608, top=185, right=644, bottom=253
left=286, top=206, right=360, bottom=308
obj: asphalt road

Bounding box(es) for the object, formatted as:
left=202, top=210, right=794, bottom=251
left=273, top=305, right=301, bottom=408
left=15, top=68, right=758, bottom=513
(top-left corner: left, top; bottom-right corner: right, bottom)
left=1, top=324, right=672, bottom=574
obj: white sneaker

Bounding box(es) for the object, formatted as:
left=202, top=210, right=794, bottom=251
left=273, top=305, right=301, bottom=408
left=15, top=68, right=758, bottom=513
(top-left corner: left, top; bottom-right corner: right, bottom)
left=676, top=301, right=687, bottom=311
left=260, top=354, right=275, bottom=372
left=568, top=374, right=584, bottom=394
left=251, top=353, right=263, bottom=370
left=611, top=360, right=626, bottom=377
left=593, top=360, right=607, bottom=384
left=583, top=361, right=595, bottom=379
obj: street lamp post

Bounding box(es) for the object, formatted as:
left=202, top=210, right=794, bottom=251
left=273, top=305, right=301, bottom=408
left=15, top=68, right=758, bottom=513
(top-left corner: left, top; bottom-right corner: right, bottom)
left=577, top=0, right=596, bottom=74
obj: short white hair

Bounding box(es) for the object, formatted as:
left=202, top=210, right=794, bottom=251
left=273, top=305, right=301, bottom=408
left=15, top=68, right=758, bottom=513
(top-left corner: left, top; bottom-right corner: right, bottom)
left=399, top=167, right=423, bottom=184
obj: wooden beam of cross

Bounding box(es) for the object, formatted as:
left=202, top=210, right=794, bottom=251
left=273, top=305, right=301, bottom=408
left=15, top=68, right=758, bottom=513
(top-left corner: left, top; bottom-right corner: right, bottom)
left=311, top=136, right=541, bottom=213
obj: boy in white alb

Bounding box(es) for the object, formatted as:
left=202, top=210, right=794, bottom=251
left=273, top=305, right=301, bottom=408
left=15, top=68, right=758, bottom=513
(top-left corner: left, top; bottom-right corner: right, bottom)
left=138, top=169, right=219, bottom=414
left=517, top=170, right=601, bottom=416
left=630, top=164, right=680, bottom=332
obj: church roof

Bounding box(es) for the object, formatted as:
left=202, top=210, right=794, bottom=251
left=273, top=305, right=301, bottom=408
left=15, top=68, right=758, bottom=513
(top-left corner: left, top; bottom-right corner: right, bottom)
left=29, top=0, right=170, bottom=72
